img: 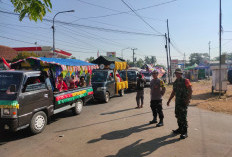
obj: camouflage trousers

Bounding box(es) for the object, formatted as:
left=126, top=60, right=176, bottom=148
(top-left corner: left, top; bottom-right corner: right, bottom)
left=175, top=101, right=188, bottom=134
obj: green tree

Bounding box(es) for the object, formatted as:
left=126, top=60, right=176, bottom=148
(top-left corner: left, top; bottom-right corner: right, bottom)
left=214, top=52, right=232, bottom=61
left=144, top=56, right=157, bottom=65
left=12, top=51, right=38, bottom=62
left=189, top=53, right=209, bottom=65
left=86, top=56, right=95, bottom=63
left=155, top=64, right=166, bottom=69
left=126, top=59, right=133, bottom=67
left=135, top=58, right=144, bottom=68
left=10, top=0, right=52, bottom=21
left=71, top=56, right=76, bottom=59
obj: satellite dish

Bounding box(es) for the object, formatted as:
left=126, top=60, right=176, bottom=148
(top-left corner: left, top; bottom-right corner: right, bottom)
left=110, top=64, right=115, bottom=69
left=100, top=64, right=105, bottom=69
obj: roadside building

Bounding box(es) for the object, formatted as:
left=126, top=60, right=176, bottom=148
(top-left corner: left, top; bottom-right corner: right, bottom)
left=12, top=46, right=72, bottom=58
left=0, top=45, right=18, bottom=61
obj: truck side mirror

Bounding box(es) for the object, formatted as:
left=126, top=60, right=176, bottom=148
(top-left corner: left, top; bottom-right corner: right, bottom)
left=10, top=84, right=16, bottom=92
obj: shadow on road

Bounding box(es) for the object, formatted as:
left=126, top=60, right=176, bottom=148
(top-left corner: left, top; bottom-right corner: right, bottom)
left=88, top=123, right=153, bottom=143
left=0, top=129, right=32, bottom=146
left=55, top=107, right=175, bottom=133
left=0, top=111, right=75, bottom=145
left=105, top=134, right=180, bottom=157
left=100, top=108, right=135, bottom=115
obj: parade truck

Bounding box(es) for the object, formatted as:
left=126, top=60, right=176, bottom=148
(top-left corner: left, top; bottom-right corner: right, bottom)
left=0, top=57, right=97, bottom=134
left=91, top=56, right=128, bottom=103
left=0, top=70, right=93, bottom=134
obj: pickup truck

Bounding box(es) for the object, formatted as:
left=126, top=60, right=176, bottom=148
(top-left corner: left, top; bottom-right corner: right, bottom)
left=0, top=70, right=93, bottom=134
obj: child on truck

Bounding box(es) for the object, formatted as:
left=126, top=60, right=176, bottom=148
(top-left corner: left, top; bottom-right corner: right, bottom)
left=56, top=74, right=68, bottom=92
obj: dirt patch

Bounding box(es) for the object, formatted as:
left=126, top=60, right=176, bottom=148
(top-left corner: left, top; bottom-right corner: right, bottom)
left=165, top=80, right=232, bottom=115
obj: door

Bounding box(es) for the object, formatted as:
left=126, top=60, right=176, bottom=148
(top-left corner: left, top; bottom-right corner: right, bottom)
left=106, top=71, right=115, bottom=96
left=18, top=76, right=53, bottom=127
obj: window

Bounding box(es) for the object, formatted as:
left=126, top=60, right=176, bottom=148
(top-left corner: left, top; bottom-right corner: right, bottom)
left=23, top=76, right=46, bottom=93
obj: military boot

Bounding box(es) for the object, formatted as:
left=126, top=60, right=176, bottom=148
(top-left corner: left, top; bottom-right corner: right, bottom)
left=180, top=128, right=188, bottom=139
left=156, top=119, right=164, bottom=127
left=172, top=128, right=181, bottom=134
left=149, top=119, right=157, bottom=124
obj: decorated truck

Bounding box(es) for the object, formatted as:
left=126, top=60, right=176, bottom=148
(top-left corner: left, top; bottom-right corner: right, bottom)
left=91, top=56, right=128, bottom=103
left=0, top=57, right=97, bottom=134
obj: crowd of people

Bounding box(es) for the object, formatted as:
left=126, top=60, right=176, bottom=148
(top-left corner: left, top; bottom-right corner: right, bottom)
left=56, top=74, right=87, bottom=92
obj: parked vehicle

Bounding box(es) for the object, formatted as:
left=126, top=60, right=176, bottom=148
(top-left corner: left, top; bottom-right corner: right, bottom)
left=0, top=71, right=93, bottom=134
left=141, top=71, right=152, bottom=86
left=92, top=56, right=128, bottom=103
left=92, top=69, right=127, bottom=103
left=120, top=69, right=145, bottom=90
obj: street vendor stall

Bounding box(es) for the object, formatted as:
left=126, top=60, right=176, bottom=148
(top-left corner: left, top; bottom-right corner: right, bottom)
left=184, top=63, right=198, bottom=81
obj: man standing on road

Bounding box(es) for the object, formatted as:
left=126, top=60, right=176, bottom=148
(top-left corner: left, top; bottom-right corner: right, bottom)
left=149, top=70, right=166, bottom=127
left=135, top=74, right=146, bottom=109
left=167, top=68, right=192, bottom=139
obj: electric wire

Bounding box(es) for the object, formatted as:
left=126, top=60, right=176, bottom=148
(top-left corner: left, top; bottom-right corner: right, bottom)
left=121, top=0, right=164, bottom=35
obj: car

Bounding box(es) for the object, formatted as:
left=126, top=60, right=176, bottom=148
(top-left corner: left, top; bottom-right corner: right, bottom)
left=141, top=71, right=152, bottom=86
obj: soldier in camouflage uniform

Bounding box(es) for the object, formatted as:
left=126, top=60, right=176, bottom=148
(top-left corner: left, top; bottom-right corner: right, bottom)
left=167, top=68, right=192, bottom=139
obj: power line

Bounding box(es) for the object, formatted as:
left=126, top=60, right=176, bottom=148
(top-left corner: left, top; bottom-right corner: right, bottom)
left=0, top=35, right=35, bottom=45
left=73, top=0, right=176, bottom=22
left=0, top=10, right=163, bottom=37
left=121, top=0, right=164, bottom=35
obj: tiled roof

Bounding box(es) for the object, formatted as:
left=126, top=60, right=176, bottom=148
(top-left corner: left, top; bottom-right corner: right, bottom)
left=0, top=45, right=18, bottom=61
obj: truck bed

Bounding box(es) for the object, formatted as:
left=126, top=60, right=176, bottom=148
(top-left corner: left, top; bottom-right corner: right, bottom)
left=53, top=86, right=93, bottom=109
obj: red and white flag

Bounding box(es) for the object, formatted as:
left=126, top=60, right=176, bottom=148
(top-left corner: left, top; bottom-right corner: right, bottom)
left=1, top=57, right=11, bottom=70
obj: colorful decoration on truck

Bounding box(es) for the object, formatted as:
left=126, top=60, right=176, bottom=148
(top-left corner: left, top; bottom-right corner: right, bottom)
left=0, top=100, right=19, bottom=109
left=55, top=88, right=93, bottom=105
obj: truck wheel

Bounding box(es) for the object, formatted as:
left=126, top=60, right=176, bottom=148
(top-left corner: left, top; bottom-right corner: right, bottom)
left=119, top=89, right=124, bottom=97
left=104, top=92, right=110, bottom=103
left=30, top=111, right=47, bottom=134
left=72, top=99, right=83, bottom=115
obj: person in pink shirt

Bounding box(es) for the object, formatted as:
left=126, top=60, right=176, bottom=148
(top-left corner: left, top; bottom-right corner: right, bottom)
left=56, top=75, right=68, bottom=92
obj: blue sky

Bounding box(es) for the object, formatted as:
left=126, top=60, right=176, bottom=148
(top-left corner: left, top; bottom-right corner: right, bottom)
left=0, top=0, right=232, bottom=65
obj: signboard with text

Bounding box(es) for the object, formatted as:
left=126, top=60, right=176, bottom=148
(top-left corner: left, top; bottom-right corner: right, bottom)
left=107, top=52, right=116, bottom=57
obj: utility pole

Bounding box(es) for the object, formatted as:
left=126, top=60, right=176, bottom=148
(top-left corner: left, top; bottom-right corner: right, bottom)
left=131, top=48, right=137, bottom=66
left=219, top=0, right=222, bottom=98
left=167, top=19, right=172, bottom=82
left=184, top=53, right=186, bottom=69
left=165, top=33, right=170, bottom=84
left=208, top=41, right=211, bottom=78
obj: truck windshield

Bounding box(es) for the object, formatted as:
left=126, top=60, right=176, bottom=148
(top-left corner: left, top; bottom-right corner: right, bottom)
left=92, top=71, right=108, bottom=82
left=0, top=72, right=22, bottom=100
left=120, top=71, right=136, bottom=81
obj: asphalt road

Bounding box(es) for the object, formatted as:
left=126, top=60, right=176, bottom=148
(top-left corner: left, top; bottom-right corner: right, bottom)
left=0, top=88, right=232, bottom=157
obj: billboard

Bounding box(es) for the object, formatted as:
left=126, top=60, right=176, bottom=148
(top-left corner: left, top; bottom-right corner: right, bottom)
left=107, top=52, right=116, bottom=57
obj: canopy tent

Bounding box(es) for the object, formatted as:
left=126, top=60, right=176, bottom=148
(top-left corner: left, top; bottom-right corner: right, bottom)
left=38, top=57, right=95, bottom=66
left=184, top=63, right=198, bottom=70
left=92, top=56, right=123, bottom=65
left=11, top=57, right=98, bottom=88
left=92, top=56, right=127, bottom=70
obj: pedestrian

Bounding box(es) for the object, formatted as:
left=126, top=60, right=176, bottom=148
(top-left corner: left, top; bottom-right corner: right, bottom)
left=149, top=70, right=166, bottom=127
left=167, top=68, right=192, bottom=139
left=135, top=74, right=146, bottom=109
